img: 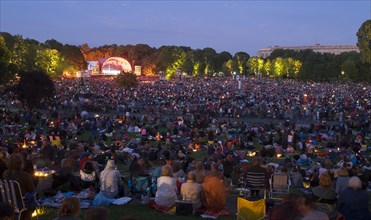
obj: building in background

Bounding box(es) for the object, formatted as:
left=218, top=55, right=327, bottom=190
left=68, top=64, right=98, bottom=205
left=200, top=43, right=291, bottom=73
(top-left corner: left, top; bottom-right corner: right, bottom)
left=258, top=44, right=359, bottom=58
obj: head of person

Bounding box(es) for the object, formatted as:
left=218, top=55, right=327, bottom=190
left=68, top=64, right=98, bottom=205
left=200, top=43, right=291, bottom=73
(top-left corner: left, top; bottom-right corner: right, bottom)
left=252, top=157, right=262, bottom=166
left=281, top=166, right=288, bottom=173
left=186, top=171, right=196, bottom=182
left=319, top=173, right=332, bottom=188
left=348, top=176, right=362, bottom=190
left=6, top=154, right=23, bottom=172
left=298, top=195, right=316, bottom=214
left=0, top=202, right=14, bottom=220
left=195, top=161, right=204, bottom=171
left=271, top=194, right=303, bottom=220
left=292, top=166, right=298, bottom=173
left=85, top=207, right=109, bottom=220
left=0, top=151, right=7, bottom=161
left=59, top=196, right=80, bottom=217
left=83, top=161, right=94, bottom=171
left=161, top=165, right=173, bottom=177
left=171, top=161, right=181, bottom=173
left=337, top=167, right=349, bottom=177
left=105, top=160, right=115, bottom=170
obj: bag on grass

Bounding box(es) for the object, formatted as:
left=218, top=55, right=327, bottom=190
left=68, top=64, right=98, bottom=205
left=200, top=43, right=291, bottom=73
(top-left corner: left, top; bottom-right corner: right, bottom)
left=175, top=200, right=193, bottom=216
left=92, top=191, right=115, bottom=207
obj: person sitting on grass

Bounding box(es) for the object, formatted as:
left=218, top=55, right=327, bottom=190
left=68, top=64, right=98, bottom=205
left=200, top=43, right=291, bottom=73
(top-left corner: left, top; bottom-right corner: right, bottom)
left=181, top=171, right=203, bottom=211
left=2, top=154, right=35, bottom=220
left=0, top=202, right=14, bottom=220
left=202, top=163, right=227, bottom=211
left=338, top=176, right=371, bottom=220
left=154, top=165, right=178, bottom=209
left=84, top=207, right=109, bottom=220
left=100, top=160, right=124, bottom=198
left=53, top=196, right=81, bottom=220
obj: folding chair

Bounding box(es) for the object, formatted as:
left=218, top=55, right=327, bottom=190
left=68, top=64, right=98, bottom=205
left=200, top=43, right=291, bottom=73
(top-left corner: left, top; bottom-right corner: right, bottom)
left=269, top=173, right=290, bottom=200
left=237, top=197, right=266, bottom=220
left=245, top=172, right=267, bottom=199
left=0, top=179, right=27, bottom=220
left=237, top=174, right=249, bottom=197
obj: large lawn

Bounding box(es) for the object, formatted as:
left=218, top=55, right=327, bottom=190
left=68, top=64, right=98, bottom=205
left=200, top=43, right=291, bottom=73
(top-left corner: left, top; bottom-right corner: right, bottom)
left=36, top=204, right=235, bottom=220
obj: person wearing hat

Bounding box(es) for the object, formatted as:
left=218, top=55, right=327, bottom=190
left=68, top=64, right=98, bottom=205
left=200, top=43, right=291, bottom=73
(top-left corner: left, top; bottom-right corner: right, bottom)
left=99, top=160, right=123, bottom=198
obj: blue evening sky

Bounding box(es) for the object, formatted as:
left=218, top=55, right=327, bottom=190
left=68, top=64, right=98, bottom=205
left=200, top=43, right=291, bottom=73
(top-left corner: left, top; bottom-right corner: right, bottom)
left=0, top=0, right=370, bottom=56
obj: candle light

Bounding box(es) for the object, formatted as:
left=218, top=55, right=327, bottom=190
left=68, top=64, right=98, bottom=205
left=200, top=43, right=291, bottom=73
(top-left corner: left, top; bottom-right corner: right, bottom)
left=247, top=151, right=256, bottom=157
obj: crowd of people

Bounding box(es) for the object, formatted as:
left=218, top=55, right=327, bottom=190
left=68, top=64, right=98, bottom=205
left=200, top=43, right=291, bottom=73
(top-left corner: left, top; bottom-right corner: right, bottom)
left=0, top=76, right=370, bottom=220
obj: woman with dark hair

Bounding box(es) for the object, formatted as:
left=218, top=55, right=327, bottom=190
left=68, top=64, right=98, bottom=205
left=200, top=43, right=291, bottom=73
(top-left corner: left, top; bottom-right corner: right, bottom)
left=0, top=150, right=8, bottom=178
left=80, top=160, right=98, bottom=189
left=2, top=154, right=35, bottom=220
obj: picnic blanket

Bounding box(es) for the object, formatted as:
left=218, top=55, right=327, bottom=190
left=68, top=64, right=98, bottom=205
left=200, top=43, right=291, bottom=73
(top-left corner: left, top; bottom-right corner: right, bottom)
left=148, top=199, right=176, bottom=214
left=199, top=208, right=232, bottom=219
left=148, top=199, right=231, bottom=218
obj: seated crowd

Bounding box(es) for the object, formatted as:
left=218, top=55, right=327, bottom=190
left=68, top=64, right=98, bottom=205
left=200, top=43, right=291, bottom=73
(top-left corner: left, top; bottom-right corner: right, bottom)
left=0, top=76, right=370, bottom=220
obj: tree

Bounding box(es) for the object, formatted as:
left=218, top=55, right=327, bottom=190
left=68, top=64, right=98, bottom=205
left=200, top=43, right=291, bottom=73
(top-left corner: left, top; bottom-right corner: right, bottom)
left=44, top=39, right=64, bottom=51
left=116, top=72, right=138, bottom=89
left=263, top=59, right=272, bottom=77
left=356, top=20, right=371, bottom=65
left=202, top=48, right=217, bottom=75
left=233, top=52, right=250, bottom=74
left=272, top=57, right=285, bottom=77
left=247, top=57, right=264, bottom=76
left=35, top=48, right=63, bottom=78
left=9, top=35, right=28, bottom=71
left=0, top=35, right=13, bottom=84
left=62, top=44, right=86, bottom=71
left=215, top=51, right=232, bottom=73
left=15, top=70, right=54, bottom=109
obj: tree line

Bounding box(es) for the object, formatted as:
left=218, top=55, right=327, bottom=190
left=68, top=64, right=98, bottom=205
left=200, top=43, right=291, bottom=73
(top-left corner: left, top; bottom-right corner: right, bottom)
left=0, top=19, right=369, bottom=83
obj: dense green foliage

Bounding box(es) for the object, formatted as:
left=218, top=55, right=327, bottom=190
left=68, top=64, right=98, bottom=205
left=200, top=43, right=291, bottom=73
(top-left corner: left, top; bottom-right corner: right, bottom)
left=357, top=20, right=371, bottom=66
left=116, top=72, right=139, bottom=88
left=1, top=19, right=370, bottom=83
left=0, top=33, right=85, bottom=84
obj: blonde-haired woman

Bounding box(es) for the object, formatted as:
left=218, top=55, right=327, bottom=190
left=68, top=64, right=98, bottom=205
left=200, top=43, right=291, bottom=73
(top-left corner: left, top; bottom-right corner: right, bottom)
left=154, top=166, right=179, bottom=208
left=53, top=196, right=81, bottom=220
left=311, top=173, right=337, bottom=219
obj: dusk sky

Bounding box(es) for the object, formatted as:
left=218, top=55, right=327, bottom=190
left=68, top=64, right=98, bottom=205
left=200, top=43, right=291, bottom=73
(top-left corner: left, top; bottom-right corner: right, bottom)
left=1, top=0, right=370, bottom=56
